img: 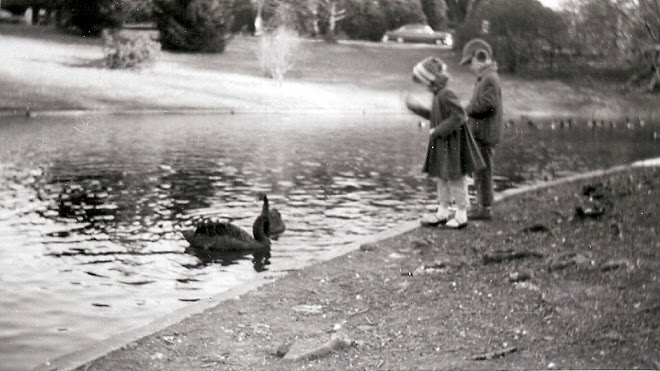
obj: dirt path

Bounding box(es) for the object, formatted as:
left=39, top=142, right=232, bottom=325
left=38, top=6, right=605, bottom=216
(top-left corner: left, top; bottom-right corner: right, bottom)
left=72, top=166, right=659, bottom=370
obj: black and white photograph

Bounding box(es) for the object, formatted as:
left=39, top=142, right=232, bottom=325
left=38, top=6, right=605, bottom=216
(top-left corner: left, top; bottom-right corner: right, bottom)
left=0, top=0, right=658, bottom=369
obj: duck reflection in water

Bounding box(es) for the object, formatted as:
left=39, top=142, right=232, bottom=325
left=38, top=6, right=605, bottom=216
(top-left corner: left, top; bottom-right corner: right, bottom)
left=186, top=247, right=271, bottom=272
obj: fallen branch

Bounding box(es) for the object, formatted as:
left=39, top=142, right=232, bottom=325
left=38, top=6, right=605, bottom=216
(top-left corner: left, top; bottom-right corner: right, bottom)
left=471, top=346, right=518, bottom=360
left=284, top=333, right=354, bottom=362
left=636, top=304, right=660, bottom=314
left=519, top=224, right=553, bottom=234
left=348, top=307, right=370, bottom=318
left=482, top=250, right=543, bottom=265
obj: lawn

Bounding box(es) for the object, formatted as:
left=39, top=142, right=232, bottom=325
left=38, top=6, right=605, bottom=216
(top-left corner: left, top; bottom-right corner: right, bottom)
left=1, top=23, right=657, bottom=119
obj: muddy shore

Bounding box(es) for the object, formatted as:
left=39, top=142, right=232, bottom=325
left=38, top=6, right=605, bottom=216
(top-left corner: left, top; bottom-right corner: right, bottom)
left=60, top=165, right=660, bottom=370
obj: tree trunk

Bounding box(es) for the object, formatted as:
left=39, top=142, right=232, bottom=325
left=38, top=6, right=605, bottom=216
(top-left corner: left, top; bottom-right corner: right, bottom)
left=254, top=0, right=264, bottom=36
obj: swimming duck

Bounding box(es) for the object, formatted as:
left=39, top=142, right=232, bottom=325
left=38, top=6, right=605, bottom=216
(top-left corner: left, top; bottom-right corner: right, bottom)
left=182, top=195, right=275, bottom=251
left=267, top=207, right=286, bottom=240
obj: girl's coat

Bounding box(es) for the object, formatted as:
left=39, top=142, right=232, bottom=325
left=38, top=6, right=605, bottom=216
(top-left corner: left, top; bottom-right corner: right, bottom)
left=411, top=86, right=485, bottom=180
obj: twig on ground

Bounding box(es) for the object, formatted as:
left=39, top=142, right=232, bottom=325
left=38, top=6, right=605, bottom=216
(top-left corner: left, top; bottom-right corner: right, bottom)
left=482, top=250, right=543, bottom=264
left=471, top=346, right=518, bottom=360
left=348, top=307, right=370, bottom=318
left=636, top=304, right=660, bottom=314
left=284, top=333, right=354, bottom=361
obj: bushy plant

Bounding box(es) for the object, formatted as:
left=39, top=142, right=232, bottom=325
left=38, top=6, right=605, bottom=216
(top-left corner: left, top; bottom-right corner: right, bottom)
left=341, top=0, right=387, bottom=41
left=56, top=0, right=121, bottom=35
left=340, top=0, right=426, bottom=41
left=231, top=0, right=257, bottom=33
left=56, top=0, right=155, bottom=34
left=155, top=0, right=234, bottom=53
left=103, top=30, right=161, bottom=69
left=379, top=0, right=427, bottom=31
left=456, top=0, right=566, bottom=73
left=259, top=26, right=301, bottom=80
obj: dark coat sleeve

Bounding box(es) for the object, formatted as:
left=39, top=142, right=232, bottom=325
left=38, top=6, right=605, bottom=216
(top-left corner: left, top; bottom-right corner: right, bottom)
left=466, top=76, right=498, bottom=120
left=431, top=89, right=466, bottom=140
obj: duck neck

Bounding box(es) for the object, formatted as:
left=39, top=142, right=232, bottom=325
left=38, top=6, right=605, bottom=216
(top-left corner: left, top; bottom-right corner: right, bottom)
left=253, top=215, right=271, bottom=245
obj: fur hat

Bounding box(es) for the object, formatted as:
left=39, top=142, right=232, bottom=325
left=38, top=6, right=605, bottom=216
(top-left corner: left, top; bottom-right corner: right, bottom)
left=412, top=57, right=447, bottom=87
left=460, top=38, right=493, bottom=65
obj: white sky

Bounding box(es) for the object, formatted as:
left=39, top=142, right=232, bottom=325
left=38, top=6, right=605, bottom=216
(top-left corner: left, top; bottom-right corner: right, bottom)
left=538, top=0, right=567, bottom=9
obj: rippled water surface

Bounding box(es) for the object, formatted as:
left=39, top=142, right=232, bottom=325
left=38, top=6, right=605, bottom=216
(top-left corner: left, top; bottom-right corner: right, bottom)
left=0, top=113, right=658, bottom=370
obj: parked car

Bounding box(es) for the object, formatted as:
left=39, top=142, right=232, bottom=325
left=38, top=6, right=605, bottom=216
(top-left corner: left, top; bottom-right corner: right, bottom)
left=382, top=24, right=453, bottom=47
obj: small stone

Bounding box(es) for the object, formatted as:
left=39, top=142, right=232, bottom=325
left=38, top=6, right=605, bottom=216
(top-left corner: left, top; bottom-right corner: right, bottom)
left=276, top=341, right=294, bottom=357
left=514, top=281, right=540, bottom=291
left=360, top=242, right=378, bottom=252
left=548, top=362, right=557, bottom=369
left=508, top=271, right=531, bottom=282
left=292, top=304, right=323, bottom=315
left=411, top=238, right=431, bottom=248
left=601, top=330, right=624, bottom=342
left=388, top=252, right=406, bottom=260
left=600, top=258, right=634, bottom=272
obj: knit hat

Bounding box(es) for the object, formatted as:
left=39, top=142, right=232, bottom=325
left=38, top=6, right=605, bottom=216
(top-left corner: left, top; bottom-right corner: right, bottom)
left=412, top=57, right=447, bottom=87
left=460, top=38, right=493, bottom=65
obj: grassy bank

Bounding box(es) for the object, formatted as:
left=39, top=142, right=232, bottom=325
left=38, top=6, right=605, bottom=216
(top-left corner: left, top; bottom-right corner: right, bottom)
left=77, top=165, right=659, bottom=370
left=1, top=24, right=658, bottom=119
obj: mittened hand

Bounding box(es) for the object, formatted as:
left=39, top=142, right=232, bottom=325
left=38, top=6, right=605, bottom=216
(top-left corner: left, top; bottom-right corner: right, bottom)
left=405, top=92, right=432, bottom=119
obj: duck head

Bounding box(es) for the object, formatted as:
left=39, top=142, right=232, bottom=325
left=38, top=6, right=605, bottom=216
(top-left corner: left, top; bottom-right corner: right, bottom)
left=260, top=193, right=270, bottom=215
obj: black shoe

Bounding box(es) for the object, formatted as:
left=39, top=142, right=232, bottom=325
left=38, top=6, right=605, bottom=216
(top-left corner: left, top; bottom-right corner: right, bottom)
left=468, top=207, right=492, bottom=221
left=446, top=218, right=468, bottom=229
left=420, top=214, right=448, bottom=227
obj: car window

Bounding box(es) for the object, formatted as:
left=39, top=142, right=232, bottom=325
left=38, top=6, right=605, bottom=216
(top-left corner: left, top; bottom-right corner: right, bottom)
left=396, top=24, right=438, bottom=33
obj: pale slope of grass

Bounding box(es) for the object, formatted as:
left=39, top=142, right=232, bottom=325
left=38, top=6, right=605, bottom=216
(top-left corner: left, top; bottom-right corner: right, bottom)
left=0, top=24, right=655, bottom=118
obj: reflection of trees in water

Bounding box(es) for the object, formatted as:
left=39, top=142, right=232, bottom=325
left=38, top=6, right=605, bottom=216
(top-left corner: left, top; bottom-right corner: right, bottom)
left=494, top=124, right=660, bottom=188
left=42, top=155, right=220, bottom=239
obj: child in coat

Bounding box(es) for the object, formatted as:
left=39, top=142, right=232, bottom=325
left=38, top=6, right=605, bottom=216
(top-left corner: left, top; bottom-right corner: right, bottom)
left=460, top=38, right=503, bottom=220
left=406, top=57, right=485, bottom=228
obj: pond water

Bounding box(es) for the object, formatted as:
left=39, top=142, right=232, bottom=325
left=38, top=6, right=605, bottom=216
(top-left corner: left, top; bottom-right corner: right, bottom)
left=0, top=113, right=658, bottom=370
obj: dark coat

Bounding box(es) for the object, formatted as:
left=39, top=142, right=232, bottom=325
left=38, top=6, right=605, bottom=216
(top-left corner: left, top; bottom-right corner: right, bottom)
left=466, top=63, right=504, bottom=146
left=411, top=86, right=485, bottom=180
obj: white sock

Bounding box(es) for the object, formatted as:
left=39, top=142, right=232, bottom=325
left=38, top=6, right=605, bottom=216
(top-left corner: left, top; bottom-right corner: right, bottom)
left=454, top=208, right=467, bottom=223
left=436, top=179, right=450, bottom=219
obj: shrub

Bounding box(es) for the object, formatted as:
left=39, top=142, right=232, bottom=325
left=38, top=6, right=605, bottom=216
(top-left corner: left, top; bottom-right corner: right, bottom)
left=455, top=0, right=567, bottom=73
left=379, top=0, right=427, bottom=31
left=341, top=0, right=426, bottom=41
left=342, top=0, right=388, bottom=41
left=155, top=0, right=234, bottom=53
left=56, top=0, right=122, bottom=35
left=56, top=0, right=155, bottom=35
left=103, top=30, right=161, bottom=69
left=231, top=0, right=257, bottom=34
left=259, top=26, right=301, bottom=80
